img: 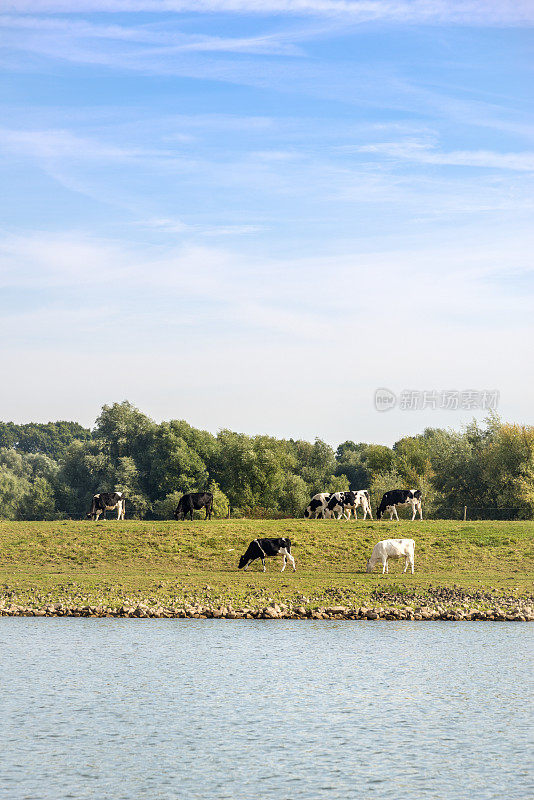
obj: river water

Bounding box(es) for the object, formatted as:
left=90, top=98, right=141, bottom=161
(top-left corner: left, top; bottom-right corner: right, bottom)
left=1, top=620, right=532, bottom=800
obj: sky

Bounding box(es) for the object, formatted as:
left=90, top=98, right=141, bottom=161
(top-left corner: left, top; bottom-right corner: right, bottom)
left=0, top=1, right=533, bottom=445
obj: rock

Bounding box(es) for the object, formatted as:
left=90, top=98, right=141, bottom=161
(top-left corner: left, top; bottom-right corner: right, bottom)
left=366, top=611, right=378, bottom=620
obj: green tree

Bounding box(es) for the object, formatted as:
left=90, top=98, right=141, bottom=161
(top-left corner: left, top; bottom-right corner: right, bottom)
left=326, top=474, right=350, bottom=493
left=18, top=476, right=57, bottom=520
left=368, top=468, right=403, bottom=518
left=0, top=465, right=28, bottom=519
left=292, top=437, right=336, bottom=495
left=365, top=445, right=394, bottom=476
left=148, top=422, right=209, bottom=499
left=0, top=420, right=90, bottom=460
left=335, top=441, right=371, bottom=489
left=209, top=480, right=230, bottom=518
left=278, top=474, right=309, bottom=517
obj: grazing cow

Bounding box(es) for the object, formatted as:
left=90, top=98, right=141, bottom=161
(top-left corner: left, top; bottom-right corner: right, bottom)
left=174, top=491, right=214, bottom=521
left=377, top=489, right=423, bottom=521
left=324, top=492, right=346, bottom=519
left=238, top=537, right=295, bottom=572
left=341, top=490, right=373, bottom=520
left=304, top=493, right=330, bottom=519
left=366, top=538, right=415, bottom=574
left=87, top=492, right=125, bottom=521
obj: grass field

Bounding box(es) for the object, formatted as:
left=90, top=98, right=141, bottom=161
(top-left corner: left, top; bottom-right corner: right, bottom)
left=0, top=519, right=532, bottom=611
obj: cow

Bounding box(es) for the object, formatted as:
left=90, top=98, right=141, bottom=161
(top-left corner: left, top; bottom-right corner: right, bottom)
left=377, top=489, right=423, bottom=521
left=366, top=538, right=415, bottom=574
left=87, top=492, right=125, bottom=521
left=304, top=493, right=330, bottom=519
left=341, top=489, right=373, bottom=520
left=324, top=492, right=346, bottom=519
left=174, top=491, right=213, bottom=521
left=238, top=537, right=295, bottom=572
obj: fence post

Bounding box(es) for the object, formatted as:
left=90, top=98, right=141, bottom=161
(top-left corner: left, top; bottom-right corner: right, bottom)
left=463, top=505, right=467, bottom=521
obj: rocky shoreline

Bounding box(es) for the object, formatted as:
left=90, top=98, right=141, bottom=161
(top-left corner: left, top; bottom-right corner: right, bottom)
left=1, top=592, right=532, bottom=621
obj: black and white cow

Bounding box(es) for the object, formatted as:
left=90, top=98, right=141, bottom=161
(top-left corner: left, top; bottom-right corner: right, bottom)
left=324, top=492, right=346, bottom=519
left=87, top=492, right=126, bottom=521
left=304, top=493, right=330, bottom=519
left=238, top=538, right=296, bottom=572
left=342, top=490, right=373, bottom=520
left=377, top=489, right=423, bottom=521
left=174, top=492, right=214, bottom=521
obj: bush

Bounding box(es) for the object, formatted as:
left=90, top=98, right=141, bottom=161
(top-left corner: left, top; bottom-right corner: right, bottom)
left=209, top=481, right=230, bottom=518
left=152, top=491, right=182, bottom=520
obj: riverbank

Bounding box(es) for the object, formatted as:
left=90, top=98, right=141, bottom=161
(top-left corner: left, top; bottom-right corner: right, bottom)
left=1, top=519, right=532, bottom=620
left=1, top=590, right=532, bottom=620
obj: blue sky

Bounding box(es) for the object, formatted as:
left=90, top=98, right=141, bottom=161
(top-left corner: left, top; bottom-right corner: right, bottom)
left=1, top=1, right=533, bottom=444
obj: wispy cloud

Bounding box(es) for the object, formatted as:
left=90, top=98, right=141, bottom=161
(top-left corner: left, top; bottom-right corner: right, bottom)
left=358, top=141, right=534, bottom=172
left=0, top=14, right=307, bottom=56
left=139, top=217, right=266, bottom=236
left=1, top=1, right=533, bottom=440
left=3, top=2, right=534, bottom=26
left=1, top=229, right=532, bottom=440
left=3, top=16, right=531, bottom=147
left=0, top=127, right=152, bottom=161
left=2, top=119, right=532, bottom=228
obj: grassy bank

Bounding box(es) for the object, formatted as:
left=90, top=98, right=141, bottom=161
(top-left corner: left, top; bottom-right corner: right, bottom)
left=0, top=519, right=532, bottom=618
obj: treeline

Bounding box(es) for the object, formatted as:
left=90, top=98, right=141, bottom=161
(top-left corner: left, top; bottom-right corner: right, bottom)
left=0, top=401, right=533, bottom=520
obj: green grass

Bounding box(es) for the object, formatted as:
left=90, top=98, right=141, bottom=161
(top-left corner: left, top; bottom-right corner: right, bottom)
left=0, top=519, right=532, bottom=609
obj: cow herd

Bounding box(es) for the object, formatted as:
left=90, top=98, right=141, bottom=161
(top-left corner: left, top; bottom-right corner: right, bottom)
left=304, top=488, right=422, bottom=521
left=304, top=490, right=372, bottom=520
left=235, top=535, right=416, bottom=574
left=86, top=487, right=423, bottom=574
left=87, top=488, right=423, bottom=524
left=86, top=491, right=214, bottom=521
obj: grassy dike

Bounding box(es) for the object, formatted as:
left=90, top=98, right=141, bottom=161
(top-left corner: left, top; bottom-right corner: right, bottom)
left=0, top=519, right=533, bottom=620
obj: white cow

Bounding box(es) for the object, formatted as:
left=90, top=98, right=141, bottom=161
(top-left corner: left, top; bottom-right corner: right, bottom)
left=366, top=538, right=415, bottom=574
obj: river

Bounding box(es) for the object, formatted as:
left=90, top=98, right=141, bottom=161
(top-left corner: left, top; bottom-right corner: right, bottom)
left=1, top=620, right=531, bottom=799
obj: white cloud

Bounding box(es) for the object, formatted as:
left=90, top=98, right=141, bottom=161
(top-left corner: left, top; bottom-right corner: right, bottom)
left=1, top=230, right=532, bottom=442
left=0, top=127, right=156, bottom=161
left=0, top=14, right=306, bottom=56
left=1, top=228, right=532, bottom=321
left=138, top=217, right=266, bottom=236
left=3, top=2, right=534, bottom=27
left=358, top=141, right=534, bottom=172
